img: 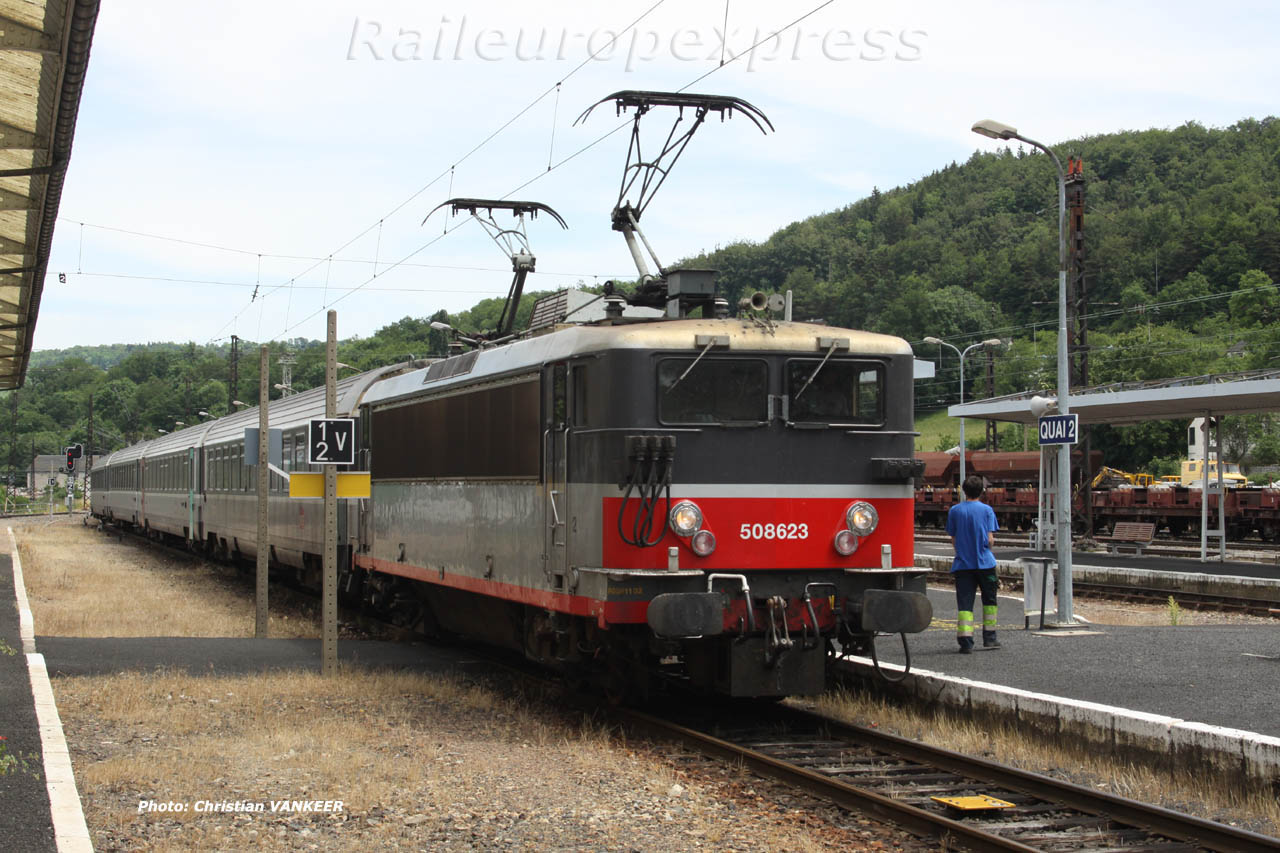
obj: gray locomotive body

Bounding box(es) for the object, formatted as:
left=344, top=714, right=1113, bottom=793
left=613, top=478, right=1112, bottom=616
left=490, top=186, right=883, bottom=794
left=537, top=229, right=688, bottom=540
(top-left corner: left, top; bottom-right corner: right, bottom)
left=91, top=316, right=931, bottom=697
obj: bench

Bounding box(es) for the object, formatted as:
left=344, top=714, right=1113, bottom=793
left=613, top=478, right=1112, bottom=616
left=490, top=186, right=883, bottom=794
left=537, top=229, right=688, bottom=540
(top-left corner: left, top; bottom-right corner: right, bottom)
left=1095, top=521, right=1157, bottom=555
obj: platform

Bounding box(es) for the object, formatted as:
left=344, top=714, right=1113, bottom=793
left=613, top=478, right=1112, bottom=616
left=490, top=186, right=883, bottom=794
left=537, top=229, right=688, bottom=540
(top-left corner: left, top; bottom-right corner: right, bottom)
left=849, top=583, right=1280, bottom=786
left=0, top=551, right=59, bottom=853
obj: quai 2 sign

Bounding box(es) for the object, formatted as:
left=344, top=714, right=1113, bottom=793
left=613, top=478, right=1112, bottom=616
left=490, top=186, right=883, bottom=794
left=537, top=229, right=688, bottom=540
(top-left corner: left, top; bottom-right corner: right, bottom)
left=1037, top=413, right=1079, bottom=446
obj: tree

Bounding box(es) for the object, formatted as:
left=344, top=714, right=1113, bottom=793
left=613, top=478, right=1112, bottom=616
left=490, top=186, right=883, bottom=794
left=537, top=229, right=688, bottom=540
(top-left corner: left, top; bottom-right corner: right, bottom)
left=1228, top=269, right=1278, bottom=326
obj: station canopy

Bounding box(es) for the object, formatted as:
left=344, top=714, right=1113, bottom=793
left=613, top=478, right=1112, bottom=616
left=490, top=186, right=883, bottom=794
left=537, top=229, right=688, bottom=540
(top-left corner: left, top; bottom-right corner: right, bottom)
left=0, top=0, right=99, bottom=389
left=947, top=368, right=1280, bottom=426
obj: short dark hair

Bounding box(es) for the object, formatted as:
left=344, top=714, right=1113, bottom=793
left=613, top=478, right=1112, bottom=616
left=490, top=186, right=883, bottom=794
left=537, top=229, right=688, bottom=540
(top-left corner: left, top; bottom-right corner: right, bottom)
left=962, top=475, right=984, bottom=499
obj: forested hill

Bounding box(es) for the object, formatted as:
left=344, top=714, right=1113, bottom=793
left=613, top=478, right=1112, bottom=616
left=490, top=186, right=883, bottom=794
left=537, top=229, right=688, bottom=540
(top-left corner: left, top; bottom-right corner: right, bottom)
left=12, top=118, right=1280, bottom=474
left=682, top=117, right=1280, bottom=347
left=677, top=117, right=1280, bottom=468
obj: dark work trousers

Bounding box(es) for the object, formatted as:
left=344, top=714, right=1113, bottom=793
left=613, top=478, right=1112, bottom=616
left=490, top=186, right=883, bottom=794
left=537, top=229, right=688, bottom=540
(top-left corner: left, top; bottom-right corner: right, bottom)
left=954, top=568, right=999, bottom=650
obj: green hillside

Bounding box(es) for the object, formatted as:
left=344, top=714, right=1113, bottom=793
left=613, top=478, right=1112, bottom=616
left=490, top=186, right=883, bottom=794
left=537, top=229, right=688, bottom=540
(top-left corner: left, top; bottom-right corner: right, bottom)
left=12, top=119, right=1280, bottom=479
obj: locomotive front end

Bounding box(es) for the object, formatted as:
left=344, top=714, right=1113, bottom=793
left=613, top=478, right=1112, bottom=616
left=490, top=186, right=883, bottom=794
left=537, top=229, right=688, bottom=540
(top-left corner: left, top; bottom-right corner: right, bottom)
left=570, top=320, right=931, bottom=697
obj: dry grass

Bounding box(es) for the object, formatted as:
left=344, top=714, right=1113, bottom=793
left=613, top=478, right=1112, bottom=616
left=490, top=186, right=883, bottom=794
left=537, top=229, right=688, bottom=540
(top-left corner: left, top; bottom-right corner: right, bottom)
left=54, top=669, right=898, bottom=852
left=13, top=518, right=317, bottom=638
left=811, top=688, right=1280, bottom=837
left=17, top=518, right=915, bottom=850
left=1040, top=595, right=1274, bottom=628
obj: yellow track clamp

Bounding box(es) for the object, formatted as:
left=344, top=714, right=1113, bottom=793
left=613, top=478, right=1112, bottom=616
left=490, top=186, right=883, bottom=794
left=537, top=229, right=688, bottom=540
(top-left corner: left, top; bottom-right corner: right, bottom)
left=931, top=795, right=1015, bottom=811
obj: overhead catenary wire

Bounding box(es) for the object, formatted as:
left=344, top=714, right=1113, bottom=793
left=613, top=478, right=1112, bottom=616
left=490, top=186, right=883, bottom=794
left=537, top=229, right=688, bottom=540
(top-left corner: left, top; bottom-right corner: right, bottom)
left=277, top=0, right=844, bottom=339
left=204, top=0, right=673, bottom=344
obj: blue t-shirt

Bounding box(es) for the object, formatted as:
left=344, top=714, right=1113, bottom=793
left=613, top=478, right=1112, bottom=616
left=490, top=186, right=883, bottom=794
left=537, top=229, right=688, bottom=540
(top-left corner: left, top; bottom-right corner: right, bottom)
left=946, top=499, right=999, bottom=572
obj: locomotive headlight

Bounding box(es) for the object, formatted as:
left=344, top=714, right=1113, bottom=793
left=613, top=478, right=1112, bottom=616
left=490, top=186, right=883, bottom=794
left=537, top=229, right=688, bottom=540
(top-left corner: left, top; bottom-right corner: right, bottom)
left=833, top=529, right=858, bottom=556
left=669, top=501, right=703, bottom=536
left=691, top=529, right=717, bottom=556
left=846, top=501, right=879, bottom=536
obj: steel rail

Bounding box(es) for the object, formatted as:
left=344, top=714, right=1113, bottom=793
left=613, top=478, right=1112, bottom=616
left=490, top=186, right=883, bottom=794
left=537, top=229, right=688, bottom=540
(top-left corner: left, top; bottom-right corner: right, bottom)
left=614, top=704, right=1280, bottom=852
left=804, top=707, right=1280, bottom=853
left=615, top=706, right=1039, bottom=852
left=921, top=567, right=1280, bottom=618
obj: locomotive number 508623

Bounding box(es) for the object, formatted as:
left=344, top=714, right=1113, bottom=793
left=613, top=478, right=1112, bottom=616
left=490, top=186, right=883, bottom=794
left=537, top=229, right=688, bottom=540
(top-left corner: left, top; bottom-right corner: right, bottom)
left=739, top=522, right=809, bottom=540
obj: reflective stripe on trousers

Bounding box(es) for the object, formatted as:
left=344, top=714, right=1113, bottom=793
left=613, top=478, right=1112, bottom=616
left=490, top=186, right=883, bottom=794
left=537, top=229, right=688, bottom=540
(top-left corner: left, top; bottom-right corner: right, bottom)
left=957, top=610, right=974, bottom=637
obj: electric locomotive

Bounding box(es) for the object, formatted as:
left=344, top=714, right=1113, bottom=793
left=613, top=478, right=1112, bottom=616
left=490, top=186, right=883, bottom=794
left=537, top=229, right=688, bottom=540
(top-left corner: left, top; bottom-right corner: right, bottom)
left=354, top=289, right=932, bottom=697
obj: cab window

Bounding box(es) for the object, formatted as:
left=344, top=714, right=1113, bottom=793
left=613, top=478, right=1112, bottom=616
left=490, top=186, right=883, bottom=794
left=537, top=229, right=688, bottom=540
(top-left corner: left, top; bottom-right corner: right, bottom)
left=786, top=360, right=884, bottom=425
left=657, top=358, right=768, bottom=425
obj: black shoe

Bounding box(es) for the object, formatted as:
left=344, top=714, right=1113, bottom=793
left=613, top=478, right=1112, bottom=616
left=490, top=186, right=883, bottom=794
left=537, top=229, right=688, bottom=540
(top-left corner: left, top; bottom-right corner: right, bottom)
left=958, top=646, right=972, bottom=654
left=984, top=640, right=1002, bottom=649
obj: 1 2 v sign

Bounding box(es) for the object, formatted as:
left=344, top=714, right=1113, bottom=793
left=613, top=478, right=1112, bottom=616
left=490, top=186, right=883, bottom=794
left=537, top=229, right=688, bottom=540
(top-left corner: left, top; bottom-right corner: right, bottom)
left=1038, top=413, right=1079, bottom=446
left=308, top=418, right=356, bottom=465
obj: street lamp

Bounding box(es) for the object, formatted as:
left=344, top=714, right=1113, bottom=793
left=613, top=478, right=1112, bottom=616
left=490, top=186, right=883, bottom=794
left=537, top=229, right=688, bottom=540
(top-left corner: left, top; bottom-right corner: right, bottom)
left=973, top=117, right=1074, bottom=624
left=922, top=337, right=1003, bottom=487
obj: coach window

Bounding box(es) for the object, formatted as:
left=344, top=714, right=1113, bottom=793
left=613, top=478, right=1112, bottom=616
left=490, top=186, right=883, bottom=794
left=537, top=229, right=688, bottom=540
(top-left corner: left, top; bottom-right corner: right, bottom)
left=785, top=360, right=884, bottom=426
left=657, top=358, right=768, bottom=425
left=293, top=430, right=306, bottom=472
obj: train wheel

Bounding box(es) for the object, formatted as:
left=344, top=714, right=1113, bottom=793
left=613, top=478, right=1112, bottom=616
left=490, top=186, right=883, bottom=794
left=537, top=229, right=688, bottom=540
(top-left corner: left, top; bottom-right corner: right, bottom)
left=600, top=652, right=649, bottom=706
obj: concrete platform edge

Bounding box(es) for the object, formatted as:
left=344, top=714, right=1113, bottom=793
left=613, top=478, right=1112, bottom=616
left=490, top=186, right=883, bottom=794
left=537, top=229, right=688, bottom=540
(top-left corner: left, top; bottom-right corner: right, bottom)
left=915, top=552, right=1280, bottom=605
left=9, top=527, right=94, bottom=853
left=842, top=656, right=1280, bottom=787
left=11, top=527, right=34, bottom=653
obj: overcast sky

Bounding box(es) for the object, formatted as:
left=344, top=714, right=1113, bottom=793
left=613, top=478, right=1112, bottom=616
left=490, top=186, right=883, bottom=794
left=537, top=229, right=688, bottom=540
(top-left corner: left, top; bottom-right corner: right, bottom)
left=36, top=0, right=1279, bottom=351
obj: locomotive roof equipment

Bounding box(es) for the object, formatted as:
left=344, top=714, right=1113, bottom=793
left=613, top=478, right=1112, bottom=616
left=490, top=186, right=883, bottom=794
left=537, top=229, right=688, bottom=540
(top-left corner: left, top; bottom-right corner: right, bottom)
left=423, top=198, right=568, bottom=340
left=576, top=90, right=773, bottom=317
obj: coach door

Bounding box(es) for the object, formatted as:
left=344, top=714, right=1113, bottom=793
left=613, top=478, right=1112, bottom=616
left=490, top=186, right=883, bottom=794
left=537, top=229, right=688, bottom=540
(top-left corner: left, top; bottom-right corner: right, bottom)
left=189, top=447, right=201, bottom=543
left=544, top=362, right=569, bottom=584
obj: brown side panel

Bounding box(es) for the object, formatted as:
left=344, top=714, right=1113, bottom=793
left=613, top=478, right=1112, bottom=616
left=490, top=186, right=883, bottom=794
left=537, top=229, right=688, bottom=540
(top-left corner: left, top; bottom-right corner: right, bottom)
left=371, top=379, right=540, bottom=480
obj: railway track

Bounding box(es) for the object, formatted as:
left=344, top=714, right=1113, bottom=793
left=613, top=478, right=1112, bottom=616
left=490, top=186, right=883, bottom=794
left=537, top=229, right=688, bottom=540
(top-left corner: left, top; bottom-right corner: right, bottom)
left=616, top=702, right=1280, bottom=852
left=916, top=528, right=1280, bottom=616
left=915, top=530, right=1280, bottom=562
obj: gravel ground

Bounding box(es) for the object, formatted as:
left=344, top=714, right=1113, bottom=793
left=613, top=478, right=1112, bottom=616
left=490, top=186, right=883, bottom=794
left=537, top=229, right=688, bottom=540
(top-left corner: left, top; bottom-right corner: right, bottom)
left=56, top=673, right=934, bottom=852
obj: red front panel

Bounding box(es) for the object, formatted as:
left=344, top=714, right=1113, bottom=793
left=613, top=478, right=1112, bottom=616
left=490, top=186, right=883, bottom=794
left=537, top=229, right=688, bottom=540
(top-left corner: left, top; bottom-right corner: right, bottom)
left=603, top=496, right=914, bottom=570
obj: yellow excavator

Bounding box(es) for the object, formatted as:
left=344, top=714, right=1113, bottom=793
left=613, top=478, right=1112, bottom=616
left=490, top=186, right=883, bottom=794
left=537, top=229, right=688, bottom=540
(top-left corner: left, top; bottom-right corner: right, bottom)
left=1091, top=467, right=1155, bottom=489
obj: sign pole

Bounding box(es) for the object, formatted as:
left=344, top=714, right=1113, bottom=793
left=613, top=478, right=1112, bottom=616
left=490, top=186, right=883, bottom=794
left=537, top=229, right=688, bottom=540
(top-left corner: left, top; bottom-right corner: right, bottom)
left=256, top=345, right=269, bottom=638
left=323, top=311, right=338, bottom=676
left=1037, top=412, right=1079, bottom=625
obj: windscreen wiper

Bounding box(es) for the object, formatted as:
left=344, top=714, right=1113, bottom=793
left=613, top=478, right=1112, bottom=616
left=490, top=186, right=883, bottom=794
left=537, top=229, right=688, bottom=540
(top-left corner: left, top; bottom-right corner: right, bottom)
left=793, top=338, right=849, bottom=401
left=664, top=334, right=728, bottom=395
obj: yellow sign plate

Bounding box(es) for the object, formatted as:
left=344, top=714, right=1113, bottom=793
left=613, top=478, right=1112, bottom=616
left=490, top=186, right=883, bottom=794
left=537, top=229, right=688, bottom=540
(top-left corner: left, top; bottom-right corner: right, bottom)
left=930, top=795, right=1015, bottom=811
left=288, top=472, right=371, bottom=499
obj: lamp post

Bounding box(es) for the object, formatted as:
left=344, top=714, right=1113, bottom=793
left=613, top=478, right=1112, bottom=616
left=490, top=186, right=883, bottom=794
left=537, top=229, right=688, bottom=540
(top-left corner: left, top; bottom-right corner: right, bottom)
left=923, top=337, right=1003, bottom=488
left=972, top=118, right=1074, bottom=624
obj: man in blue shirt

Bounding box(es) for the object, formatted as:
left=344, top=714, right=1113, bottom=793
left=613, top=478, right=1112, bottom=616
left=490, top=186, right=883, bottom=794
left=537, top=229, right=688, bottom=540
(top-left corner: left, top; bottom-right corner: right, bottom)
left=946, top=475, right=1000, bottom=653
